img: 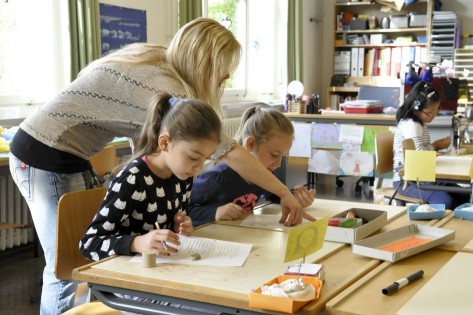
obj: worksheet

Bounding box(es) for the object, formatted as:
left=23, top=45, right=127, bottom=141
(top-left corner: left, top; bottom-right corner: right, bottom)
left=130, top=235, right=252, bottom=267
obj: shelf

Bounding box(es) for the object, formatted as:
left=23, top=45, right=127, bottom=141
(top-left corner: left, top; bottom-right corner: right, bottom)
left=336, top=27, right=428, bottom=34
left=328, top=87, right=359, bottom=93
left=335, top=43, right=428, bottom=48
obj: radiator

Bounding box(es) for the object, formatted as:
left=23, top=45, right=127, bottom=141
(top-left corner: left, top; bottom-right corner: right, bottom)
left=0, top=174, right=33, bottom=251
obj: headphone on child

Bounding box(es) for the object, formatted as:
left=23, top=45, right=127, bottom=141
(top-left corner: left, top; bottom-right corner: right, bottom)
left=405, top=61, right=419, bottom=87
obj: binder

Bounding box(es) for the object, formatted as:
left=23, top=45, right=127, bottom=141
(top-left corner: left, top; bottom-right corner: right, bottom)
left=357, top=47, right=365, bottom=76
left=351, top=47, right=358, bottom=77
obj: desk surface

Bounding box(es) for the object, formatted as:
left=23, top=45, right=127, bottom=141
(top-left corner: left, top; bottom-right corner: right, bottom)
left=435, top=155, right=473, bottom=181
left=73, top=199, right=409, bottom=314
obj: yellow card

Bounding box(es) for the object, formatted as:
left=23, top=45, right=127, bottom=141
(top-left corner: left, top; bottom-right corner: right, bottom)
left=284, top=215, right=329, bottom=263
left=404, top=150, right=436, bottom=182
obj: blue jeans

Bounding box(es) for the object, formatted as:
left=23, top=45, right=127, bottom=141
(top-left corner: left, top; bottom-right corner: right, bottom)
left=393, top=180, right=469, bottom=210
left=9, top=153, right=90, bottom=315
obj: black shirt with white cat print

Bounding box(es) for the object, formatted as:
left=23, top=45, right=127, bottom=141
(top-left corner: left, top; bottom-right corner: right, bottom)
left=79, top=157, right=192, bottom=261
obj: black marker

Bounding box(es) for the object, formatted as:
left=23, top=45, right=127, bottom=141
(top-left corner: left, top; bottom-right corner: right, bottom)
left=382, top=270, right=424, bottom=296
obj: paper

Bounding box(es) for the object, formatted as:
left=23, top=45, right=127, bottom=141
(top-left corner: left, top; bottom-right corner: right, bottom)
left=308, top=149, right=340, bottom=175
left=311, top=123, right=343, bottom=149
left=339, top=125, right=364, bottom=144
left=130, top=236, right=252, bottom=267
left=339, top=151, right=374, bottom=176
left=240, top=214, right=311, bottom=231
left=379, top=236, right=432, bottom=252
left=361, top=128, right=385, bottom=153
left=284, top=216, right=329, bottom=263
left=290, top=123, right=312, bottom=158
left=404, top=150, right=436, bottom=182
left=469, top=159, right=473, bottom=179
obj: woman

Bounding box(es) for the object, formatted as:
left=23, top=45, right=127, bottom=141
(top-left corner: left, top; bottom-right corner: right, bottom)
left=9, top=18, right=304, bottom=314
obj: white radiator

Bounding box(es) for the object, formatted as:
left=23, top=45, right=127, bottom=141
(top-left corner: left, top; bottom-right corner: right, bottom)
left=0, top=174, right=33, bottom=251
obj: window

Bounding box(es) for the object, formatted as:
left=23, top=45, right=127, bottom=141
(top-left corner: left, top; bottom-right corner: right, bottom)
left=204, top=0, right=287, bottom=103
left=0, top=0, right=69, bottom=106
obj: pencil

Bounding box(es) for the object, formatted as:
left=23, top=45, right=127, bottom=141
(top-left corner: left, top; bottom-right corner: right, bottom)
left=155, top=222, right=168, bottom=252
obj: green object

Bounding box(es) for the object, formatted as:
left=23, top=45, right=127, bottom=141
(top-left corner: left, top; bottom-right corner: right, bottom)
left=340, top=218, right=357, bottom=228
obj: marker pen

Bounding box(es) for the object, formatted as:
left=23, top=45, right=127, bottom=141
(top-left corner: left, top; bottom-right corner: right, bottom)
left=382, top=270, right=424, bottom=296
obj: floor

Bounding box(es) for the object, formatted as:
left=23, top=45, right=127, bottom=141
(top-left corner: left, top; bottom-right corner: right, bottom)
left=0, top=172, right=374, bottom=315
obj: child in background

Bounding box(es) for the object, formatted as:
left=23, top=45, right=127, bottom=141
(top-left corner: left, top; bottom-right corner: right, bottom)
left=188, top=106, right=316, bottom=227
left=80, top=94, right=221, bottom=261
left=393, top=81, right=468, bottom=209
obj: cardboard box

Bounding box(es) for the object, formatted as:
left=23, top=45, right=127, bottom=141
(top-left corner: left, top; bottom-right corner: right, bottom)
left=249, top=275, right=322, bottom=314
left=285, top=263, right=325, bottom=281
left=454, top=203, right=473, bottom=220
left=352, top=224, right=455, bottom=262
left=408, top=204, right=445, bottom=220
left=325, top=208, right=387, bottom=244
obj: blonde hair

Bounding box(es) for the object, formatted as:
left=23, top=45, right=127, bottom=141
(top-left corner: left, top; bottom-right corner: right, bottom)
left=234, top=106, right=294, bottom=145
left=80, top=18, right=241, bottom=115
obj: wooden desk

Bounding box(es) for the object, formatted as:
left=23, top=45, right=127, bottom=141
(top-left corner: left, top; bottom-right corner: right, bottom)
left=325, top=250, right=457, bottom=315
left=435, top=155, right=472, bottom=181
left=73, top=200, right=410, bottom=314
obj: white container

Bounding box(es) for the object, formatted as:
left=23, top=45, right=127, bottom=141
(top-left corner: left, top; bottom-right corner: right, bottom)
left=352, top=224, right=455, bottom=262
left=325, top=208, right=387, bottom=244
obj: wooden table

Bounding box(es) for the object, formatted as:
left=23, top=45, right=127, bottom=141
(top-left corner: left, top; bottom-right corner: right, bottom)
left=324, top=206, right=473, bottom=314
left=73, top=199, right=409, bottom=315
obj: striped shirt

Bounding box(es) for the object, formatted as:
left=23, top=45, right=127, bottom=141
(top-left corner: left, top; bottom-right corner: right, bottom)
left=393, top=119, right=433, bottom=182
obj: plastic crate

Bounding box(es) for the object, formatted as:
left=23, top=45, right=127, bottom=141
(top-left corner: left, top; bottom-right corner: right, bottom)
left=390, top=15, right=408, bottom=29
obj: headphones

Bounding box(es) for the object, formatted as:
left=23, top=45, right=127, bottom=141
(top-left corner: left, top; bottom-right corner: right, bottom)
left=405, top=61, right=419, bottom=87
left=420, top=66, right=433, bottom=82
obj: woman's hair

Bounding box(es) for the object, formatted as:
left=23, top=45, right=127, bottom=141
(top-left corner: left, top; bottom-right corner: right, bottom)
left=131, top=93, right=221, bottom=161
left=81, top=18, right=241, bottom=115
left=396, top=81, right=441, bottom=125
left=234, top=106, right=294, bottom=146
left=166, top=18, right=241, bottom=114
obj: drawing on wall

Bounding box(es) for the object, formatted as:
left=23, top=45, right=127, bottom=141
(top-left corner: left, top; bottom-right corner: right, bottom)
left=99, top=3, right=147, bottom=56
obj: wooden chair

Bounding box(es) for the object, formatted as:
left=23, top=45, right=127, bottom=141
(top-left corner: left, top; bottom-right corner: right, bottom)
left=374, top=132, right=423, bottom=205
left=90, top=146, right=119, bottom=185
left=55, top=187, right=121, bottom=314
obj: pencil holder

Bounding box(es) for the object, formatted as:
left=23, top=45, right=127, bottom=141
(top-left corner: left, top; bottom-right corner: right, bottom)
left=288, top=100, right=306, bottom=114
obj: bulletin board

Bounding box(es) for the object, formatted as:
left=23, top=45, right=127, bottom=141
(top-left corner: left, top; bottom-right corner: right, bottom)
left=99, top=3, right=147, bottom=56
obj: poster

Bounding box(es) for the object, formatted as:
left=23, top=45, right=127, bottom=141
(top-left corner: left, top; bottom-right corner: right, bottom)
left=99, top=4, right=147, bottom=56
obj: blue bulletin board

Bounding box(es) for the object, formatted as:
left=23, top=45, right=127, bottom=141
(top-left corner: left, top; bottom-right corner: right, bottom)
left=99, top=4, right=147, bottom=56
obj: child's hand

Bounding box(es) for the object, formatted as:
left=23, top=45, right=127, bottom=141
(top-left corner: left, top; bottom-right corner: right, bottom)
left=131, top=229, right=180, bottom=256
left=216, top=203, right=247, bottom=222
left=174, top=212, right=193, bottom=236
left=433, top=136, right=451, bottom=151
left=293, top=185, right=316, bottom=208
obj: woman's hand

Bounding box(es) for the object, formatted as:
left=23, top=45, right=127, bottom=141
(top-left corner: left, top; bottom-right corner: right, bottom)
left=130, top=229, right=180, bottom=256
left=174, top=212, right=193, bottom=236
left=293, top=185, right=316, bottom=208
left=216, top=203, right=247, bottom=221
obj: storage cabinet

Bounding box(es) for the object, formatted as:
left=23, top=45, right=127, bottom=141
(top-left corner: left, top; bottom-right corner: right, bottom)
left=330, top=0, right=433, bottom=109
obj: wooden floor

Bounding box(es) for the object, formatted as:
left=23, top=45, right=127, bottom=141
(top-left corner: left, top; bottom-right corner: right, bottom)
left=0, top=173, right=374, bottom=314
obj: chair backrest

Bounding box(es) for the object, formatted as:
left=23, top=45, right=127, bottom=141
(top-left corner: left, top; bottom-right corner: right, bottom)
left=55, top=187, right=107, bottom=280
left=375, top=132, right=395, bottom=175
left=90, top=146, right=118, bottom=178
left=402, top=138, right=415, bottom=161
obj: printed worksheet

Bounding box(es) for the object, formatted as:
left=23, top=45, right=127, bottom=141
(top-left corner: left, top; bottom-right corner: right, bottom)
left=130, top=235, right=252, bottom=267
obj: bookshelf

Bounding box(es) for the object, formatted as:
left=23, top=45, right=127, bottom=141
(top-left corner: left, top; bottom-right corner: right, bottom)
left=330, top=0, right=433, bottom=109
